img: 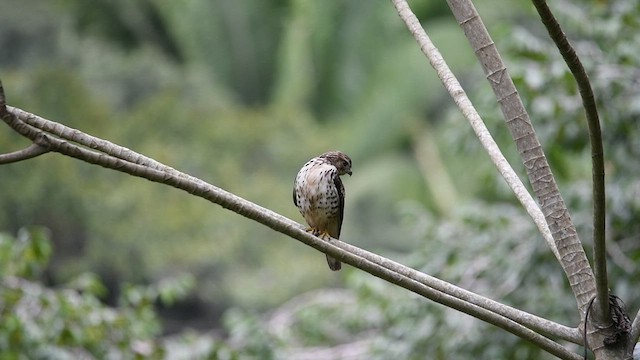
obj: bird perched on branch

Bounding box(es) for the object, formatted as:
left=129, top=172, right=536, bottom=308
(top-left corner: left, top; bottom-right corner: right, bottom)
left=293, top=151, right=352, bottom=271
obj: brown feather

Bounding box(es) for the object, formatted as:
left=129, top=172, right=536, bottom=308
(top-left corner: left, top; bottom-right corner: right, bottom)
left=325, top=172, right=344, bottom=271
left=292, top=186, right=298, bottom=207
left=326, top=174, right=344, bottom=239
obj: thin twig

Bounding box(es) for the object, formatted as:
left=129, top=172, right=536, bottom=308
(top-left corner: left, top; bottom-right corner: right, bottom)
left=606, top=238, right=636, bottom=274
left=0, top=144, right=49, bottom=164
left=530, top=0, right=609, bottom=325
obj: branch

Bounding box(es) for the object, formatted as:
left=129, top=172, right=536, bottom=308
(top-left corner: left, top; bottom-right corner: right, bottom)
left=388, top=1, right=560, bottom=263
left=0, top=81, right=48, bottom=164
left=1, top=104, right=582, bottom=359
left=0, top=143, right=49, bottom=164
left=436, top=0, right=597, bottom=316
left=530, top=0, right=609, bottom=325
left=629, top=310, right=640, bottom=356
left=344, top=239, right=582, bottom=343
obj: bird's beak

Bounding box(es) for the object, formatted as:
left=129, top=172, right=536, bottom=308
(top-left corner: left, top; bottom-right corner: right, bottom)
left=347, top=170, right=352, bottom=176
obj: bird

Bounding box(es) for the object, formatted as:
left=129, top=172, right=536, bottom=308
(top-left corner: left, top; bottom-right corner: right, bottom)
left=293, top=151, right=352, bottom=271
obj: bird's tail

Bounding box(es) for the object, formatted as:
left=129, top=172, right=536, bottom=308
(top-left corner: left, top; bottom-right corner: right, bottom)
left=326, top=255, right=341, bottom=271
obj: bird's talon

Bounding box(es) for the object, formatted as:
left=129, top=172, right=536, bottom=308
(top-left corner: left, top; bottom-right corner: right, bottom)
left=305, top=227, right=320, bottom=236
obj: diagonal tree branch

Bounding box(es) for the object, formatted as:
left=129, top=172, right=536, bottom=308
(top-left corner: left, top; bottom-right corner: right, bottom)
left=386, top=6, right=604, bottom=351
left=630, top=310, right=640, bottom=354
left=530, top=0, right=609, bottom=326
left=0, top=86, right=582, bottom=358
left=434, top=0, right=597, bottom=317
left=340, top=240, right=581, bottom=345
left=388, top=0, right=561, bottom=265
left=0, top=143, right=49, bottom=164
left=11, top=105, right=582, bottom=343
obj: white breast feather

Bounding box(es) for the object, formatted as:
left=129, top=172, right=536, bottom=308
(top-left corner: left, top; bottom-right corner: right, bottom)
left=295, top=161, right=337, bottom=228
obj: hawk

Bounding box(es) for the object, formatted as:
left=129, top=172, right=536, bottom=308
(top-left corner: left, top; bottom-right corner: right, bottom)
left=293, top=151, right=352, bottom=271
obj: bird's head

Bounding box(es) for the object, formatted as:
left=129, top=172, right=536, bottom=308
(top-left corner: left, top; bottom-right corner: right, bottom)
left=320, top=151, right=352, bottom=176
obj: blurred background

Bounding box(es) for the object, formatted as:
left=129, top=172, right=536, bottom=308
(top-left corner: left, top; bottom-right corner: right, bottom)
left=1, top=0, right=639, bottom=358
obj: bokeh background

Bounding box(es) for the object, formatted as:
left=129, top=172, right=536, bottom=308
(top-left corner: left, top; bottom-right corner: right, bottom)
left=1, top=0, right=639, bottom=358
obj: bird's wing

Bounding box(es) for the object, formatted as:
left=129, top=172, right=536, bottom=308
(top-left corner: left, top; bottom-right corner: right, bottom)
left=327, top=174, right=345, bottom=239
left=292, top=181, right=298, bottom=207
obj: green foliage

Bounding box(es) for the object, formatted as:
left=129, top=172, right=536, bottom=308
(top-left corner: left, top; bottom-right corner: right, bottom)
left=499, top=0, right=640, bottom=302
left=196, top=0, right=640, bottom=358
left=0, top=228, right=225, bottom=359
left=482, top=1, right=640, bottom=176
left=217, top=202, right=573, bottom=359
left=0, top=0, right=465, bottom=313
left=0, top=228, right=51, bottom=278
left=1, top=0, right=639, bottom=358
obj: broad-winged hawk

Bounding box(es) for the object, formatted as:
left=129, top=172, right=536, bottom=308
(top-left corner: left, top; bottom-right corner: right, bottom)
left=293, top=151, right=352, bottom=271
